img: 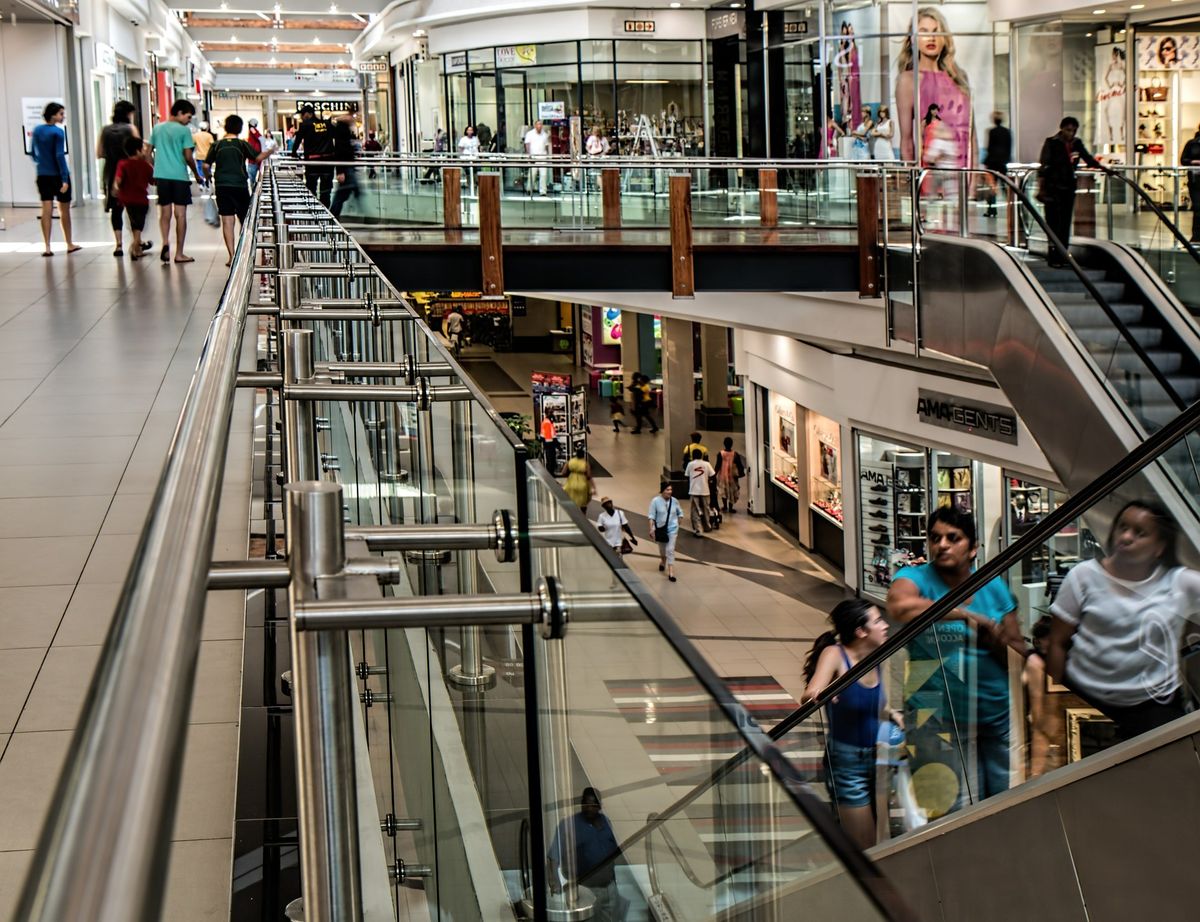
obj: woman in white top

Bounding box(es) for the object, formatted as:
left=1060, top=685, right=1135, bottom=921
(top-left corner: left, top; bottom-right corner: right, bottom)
left=595, top=497, right=637, bottom=555
left=871, top=106, right=895, bottom=161
left=850, top=106, right=874, bottom=160
left=1047, top=500, right=1199, bottom=742
left=585, top=126, right=610, bottom=157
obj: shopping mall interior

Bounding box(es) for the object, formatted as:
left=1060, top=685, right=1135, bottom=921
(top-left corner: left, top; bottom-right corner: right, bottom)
left=3, top=0, right=1200, bottom=920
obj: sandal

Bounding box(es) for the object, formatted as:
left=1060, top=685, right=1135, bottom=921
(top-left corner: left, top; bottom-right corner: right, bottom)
left=140, top=241, right=153, bottom=251
left=130, top=251, right=141, bottom=261
left=113, top=248, right=123, bottom=257
left=173, top=255, right=195, bottom=264
left=66, top=245, right=82, bottom=254
left=41, top=251, right=53, bottom=257
left=160, top=245, right=170, bottom=263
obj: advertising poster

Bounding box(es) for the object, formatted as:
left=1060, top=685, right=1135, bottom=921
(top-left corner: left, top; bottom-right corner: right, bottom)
left=1094, top=44, right=1127, bottom=152
left=601, top=307, right=622, bottom=345
left=22, top=98, right=68, bottom=156
left=1138, top=34, right=1200, bottom=70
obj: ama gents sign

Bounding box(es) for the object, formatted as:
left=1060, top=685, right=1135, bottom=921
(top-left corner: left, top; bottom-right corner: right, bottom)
left=916, top=389, right=1018, bottom=445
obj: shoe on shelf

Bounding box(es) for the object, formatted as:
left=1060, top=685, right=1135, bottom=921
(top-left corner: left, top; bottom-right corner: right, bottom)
left=868, top=497, right=888, bottom=506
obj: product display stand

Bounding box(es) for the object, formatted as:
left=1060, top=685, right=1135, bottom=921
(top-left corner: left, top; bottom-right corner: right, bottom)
left=531, top=371, right=587, bottom=477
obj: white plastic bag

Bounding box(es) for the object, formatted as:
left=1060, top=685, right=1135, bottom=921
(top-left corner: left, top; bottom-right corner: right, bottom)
left=203, top=186, right=219, bottom=226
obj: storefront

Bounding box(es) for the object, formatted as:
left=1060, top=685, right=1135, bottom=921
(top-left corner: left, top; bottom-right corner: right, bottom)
left=440, top=39, right=704, bottom=156
left=1130, top=27, right=1200, bottom=203
left=760, top=391, right=845, bottom=569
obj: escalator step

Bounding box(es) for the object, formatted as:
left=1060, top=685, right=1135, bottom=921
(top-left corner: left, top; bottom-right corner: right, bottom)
left=1074, top=325, right=1163, bottom=348
left=1055, top=301, right=1144, bottom=324
left=1088, top=345, right=1183, bottom=373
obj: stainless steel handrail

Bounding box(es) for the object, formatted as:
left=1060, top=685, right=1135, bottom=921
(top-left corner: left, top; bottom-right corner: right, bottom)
left=13, top=165, right=268, bottom=922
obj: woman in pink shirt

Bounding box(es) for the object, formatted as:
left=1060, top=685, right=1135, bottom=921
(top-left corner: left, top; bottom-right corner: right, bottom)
left=896, top=7, right=973, bottom=168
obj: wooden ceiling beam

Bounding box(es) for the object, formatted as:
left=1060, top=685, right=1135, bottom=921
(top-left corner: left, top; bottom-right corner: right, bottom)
left=185, top=16, right=361, bottom=29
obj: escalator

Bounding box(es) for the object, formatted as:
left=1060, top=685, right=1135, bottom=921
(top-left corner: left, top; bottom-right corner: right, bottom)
left=598, top=400, right=1200, bottom=921
left=912, top=170, right=1200, bottom=509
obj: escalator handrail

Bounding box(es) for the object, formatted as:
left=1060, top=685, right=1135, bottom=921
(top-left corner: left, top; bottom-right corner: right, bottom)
left=591, top=397, right=1200, bottom=875
left=1098, top=166, right=1200, bottom=264
left=952, top=167, right=1186, bottom=411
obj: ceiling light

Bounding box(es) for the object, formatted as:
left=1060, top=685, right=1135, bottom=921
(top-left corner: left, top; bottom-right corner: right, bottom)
left=234, top=57, right=241, bottom=62
left=255, top=87, right=261, bottom=91
left=730, top=2, right=742, bottom=6
left=269, top=56, right=277, bottom=64
left=313, top=35, right=320, bottom=43
left=284, top=88, right=290, bottom=93
left=304, top=57, right=310, bottom=63
left=1091, top=8, right=1106, bottom=12
left=412, top=28, right=425, bottom=37
left=625, top=79, right=669, bottom=84
left=219, top=1, right=227, bottom=8
left=1130, top=2, right=1144, bottom=6
left=670, top=1, right=680, bottom=6
left=230, top=33, right=237, bottom=41
left=329, top=3, right=337, bottom=11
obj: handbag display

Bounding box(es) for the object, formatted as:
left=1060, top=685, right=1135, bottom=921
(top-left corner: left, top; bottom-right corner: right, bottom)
left=1141, top=77, right=1169, bottom=103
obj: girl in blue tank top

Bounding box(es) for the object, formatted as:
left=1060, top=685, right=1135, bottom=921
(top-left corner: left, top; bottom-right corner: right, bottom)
left=803, top=599, right=895, bottom=849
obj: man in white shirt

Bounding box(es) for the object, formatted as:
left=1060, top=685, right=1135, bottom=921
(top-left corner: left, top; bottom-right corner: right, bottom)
left=684, top=448, right=716, bottom=536
left=443, top=307, right=465, bottom=355
left=523, top=119, right=551, bottom=195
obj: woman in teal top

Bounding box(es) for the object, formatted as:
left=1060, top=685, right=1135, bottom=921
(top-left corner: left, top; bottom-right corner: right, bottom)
left=30, top=102, right=80, bottom=256
left=887, top=506, right=1024, bottom=817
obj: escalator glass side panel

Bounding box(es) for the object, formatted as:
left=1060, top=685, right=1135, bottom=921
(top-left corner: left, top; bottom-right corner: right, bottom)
left=775, top=411, right=1200, bottom=849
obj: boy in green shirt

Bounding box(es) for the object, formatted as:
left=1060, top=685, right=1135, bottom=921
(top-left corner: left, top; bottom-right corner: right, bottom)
left=148, top=99, right=204, bottom=264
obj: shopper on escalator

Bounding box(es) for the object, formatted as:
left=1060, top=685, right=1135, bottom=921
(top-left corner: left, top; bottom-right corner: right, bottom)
left=547, top=788, right=627, bottom=921
left=1181, top=126, right=1200, bottom=242
left=1037, top=116, right=1101, bottom=267
left=886, top=507, right=1025, bottom=816
left=1046, top=500, right=1199, bottom=743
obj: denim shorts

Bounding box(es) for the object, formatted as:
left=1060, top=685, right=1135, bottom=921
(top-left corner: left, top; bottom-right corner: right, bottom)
left=825, top=738, right=876, bottom=808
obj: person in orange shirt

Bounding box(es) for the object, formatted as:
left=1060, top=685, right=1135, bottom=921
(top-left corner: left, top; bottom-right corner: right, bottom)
left=541, top=415, right=559, bottom=475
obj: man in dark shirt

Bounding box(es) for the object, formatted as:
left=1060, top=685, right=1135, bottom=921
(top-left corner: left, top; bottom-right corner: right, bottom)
left=1181, top=125, right=1200, bottom=242
left=982, top=112, right=1012, bottom=218
left=1038, top=116, right=1101, bottom=267
left=291, top=104, right=336, bottom=207
left=329, top=114, right=359, bottom=219
left=547, top=788, right=627, bottom=921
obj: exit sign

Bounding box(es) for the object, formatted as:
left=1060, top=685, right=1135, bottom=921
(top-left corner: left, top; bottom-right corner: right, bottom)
left=624, top=20, right=655, bottom=33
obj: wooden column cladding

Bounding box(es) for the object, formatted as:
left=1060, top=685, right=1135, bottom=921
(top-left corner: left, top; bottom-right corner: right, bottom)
left=856, top=172, right=882, bottom=299
left=669, top=174, right=694, bottom=299
left=442, top=167, right=462, bottom=230
left=759, top=168, right=778, bottom=227
left=601, top=168, right=621, bottom=229
left=479, top=173, right=504, bottom=296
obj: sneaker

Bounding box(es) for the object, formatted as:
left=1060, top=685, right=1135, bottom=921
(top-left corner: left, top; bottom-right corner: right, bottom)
left=868, top=497, right=888, bottom=506
left=870, top=483, right=889, bottom=493
left=868, top=511, right=888, bottom=520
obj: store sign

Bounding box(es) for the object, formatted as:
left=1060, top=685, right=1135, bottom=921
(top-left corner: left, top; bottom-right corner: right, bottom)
left=446, top=52, right=467, bottom=72
left=95, top=42, right=117, bottom=75
left=624, top=20, right=655, bottom=33
left=496, top=45, right=536, bottom=68
left=357, top=60, right=387, bottom=73
left=294, top=100, right=359, bottom=115
left=782, top=21, right=808, bottom=38
left=708, top=10, right=745, bottom=39
left=916, top=389, right=1018, bottom=445
left=538, top=101, right=565, bottom=121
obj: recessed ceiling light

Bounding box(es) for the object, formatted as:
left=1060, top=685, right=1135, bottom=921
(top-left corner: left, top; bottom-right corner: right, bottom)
left=1092, top=8, right=1106, bottom=12
left=269, top=56, right=276, bottom=64
left=670, top=1, right=680, bottom=6
left=730, top=1, right=742, bottom=6
left=412, top=29, right=425, bottom=37
left=230, top=33, right=237, bottom=41
left=329, top=3, right=337, bottom=11
left=304, top=57, right=310, bottom=63
left=313, top=35, right=320, bottom=43
left=1130, top=2, right=1144, bottom=7
left=219, top=1, right=227, bottom=9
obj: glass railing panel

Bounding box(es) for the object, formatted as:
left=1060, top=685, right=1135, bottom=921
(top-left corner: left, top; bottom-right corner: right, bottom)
left=523, top=464, right=893, bottom=921
left=773, top=414, right=1200, bottom=851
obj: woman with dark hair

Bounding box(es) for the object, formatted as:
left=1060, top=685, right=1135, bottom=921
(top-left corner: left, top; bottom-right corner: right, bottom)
left=1158, top=36, right=1179, bottom=69
left=1047, top=500, right=1199, bottom=742
left=803, top=598, right=892, bottom=848
left=30, top=102, right=79, bottom=256
left=95, top=100, right=146, bottom=257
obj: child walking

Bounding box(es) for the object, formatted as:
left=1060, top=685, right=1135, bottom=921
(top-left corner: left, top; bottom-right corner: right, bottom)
left=609, top=396, right=626, bottom=432
left=113, top=136, right=154, bottom=260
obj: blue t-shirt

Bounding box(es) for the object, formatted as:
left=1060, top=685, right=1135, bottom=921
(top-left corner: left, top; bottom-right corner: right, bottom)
left=150, top=120, right=195, bottom=182
left=648, top=495, right=682, bottom=536
left=548, top=813, right=619, bottom=885
left=893, top=563, right=1016, bottom=719
left=31, top=123, right=69, bottom=178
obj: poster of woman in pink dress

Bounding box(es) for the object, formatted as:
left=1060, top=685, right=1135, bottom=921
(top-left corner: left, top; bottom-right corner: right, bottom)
left=836, top=21, right=862, bottom=131
left=896, top=6, right=973, bottom=167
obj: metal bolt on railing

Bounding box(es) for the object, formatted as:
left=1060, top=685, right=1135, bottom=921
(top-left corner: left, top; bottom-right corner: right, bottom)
left=355, top=662, right=387, bottom=680
left=389, top=862, right=433, bottom=884
left=360, top=688, right=392, bottom=708
left=380, top=814, right=422, bottom=837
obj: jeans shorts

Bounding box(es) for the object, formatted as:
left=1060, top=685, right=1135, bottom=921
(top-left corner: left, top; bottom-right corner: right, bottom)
left=825, top=738, right=876, bottom=808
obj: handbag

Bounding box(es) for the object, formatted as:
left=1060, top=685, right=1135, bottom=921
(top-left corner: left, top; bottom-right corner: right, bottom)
left=653, top=499, right=674, bottom=543
left=619, top=537, right=634, bottom=555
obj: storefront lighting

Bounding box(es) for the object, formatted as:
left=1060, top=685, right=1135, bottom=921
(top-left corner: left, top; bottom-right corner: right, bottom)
left=234, top=57, right=241, bottom=63
left=412, top=29, right=426, bottom=37
left=230, top=33, right=237, bottom=41
left=670, top=1, right=680, bottom=5
left=329, top=3, right=337, bottom=11
left=219, top=1, right=227, bottom=8
left=1091, top=8, right=1106, bottom=13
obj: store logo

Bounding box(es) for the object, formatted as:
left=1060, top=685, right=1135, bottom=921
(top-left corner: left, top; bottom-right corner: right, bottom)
left=916, top=389, right=1018, bottom=445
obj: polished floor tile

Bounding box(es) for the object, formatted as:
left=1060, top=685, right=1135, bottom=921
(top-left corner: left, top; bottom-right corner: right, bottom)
left=0, top=537, right=94, bottom=588
left=14, top=645, right=102, bottom=732
left=0, top=848, right=33, bottom=922
left=0, top=496, right=111, bottom=539
left=162, top=838, right=232, bottom=922
left=0, top=464, right=127, bottom=498
left=53, top=583, right=122, bottom=648
left=0, top=730, right=73, bottom=850
left=0, top=586, right=73, bottom=651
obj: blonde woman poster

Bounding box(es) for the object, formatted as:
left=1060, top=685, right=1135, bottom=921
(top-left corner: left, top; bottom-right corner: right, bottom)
left=896, top=7, right=973, bottom=167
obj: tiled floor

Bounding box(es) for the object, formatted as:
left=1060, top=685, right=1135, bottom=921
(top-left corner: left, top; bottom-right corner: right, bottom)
left=484, top=349, right=850, bottom=706
left=0, top=204, right=250, bottom=921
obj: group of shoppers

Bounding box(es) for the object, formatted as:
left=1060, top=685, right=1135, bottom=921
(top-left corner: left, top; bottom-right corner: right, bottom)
left=805, top=498, right=1196, bottom=849
left=33, top=97, right=270, bottom=263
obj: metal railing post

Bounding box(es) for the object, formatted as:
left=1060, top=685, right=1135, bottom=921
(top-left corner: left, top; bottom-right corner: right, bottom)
left=448, top=398, right=495, bottom=688
left=286, top=481, right=363, bottom=922
left=283, top=329, right=319, bottom=482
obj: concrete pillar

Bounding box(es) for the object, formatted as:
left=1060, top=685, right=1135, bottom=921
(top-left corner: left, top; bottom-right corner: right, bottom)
left=619, top=310, right=641, bottom=394
left=700, top=324, right=729, bottom=409
left=661, top=316, right=695, bottom=477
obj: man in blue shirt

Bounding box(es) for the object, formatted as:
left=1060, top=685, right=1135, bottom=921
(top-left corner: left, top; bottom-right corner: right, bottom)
left=30, top=102, right=80, bottom=256
left=887, top=507, right=1025, bottom=816
left=546, top=788, right=627, bottom=921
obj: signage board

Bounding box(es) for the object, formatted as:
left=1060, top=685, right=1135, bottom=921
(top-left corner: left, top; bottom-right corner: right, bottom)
left=782, top=21, right=809, bottom=37
left=21, top=98, right=68, bottom=156
left=537, top=101, right=565, bottom=121
left=708, top=10, right=745, bottom=39
left=294, top=99, right=359, bottom=115
left=95, top=42, right=117, bottom=74
left=496, top=45, right=536, bottom=67
left=357, top=60, right=387, bottom=73
left=916, top=389, right=1018, bottom=445
left=624, top=20, right=655, bottom=33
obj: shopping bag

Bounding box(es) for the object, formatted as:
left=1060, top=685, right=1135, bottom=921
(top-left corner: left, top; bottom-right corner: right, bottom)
left=203, top=187, right=220, bottom=226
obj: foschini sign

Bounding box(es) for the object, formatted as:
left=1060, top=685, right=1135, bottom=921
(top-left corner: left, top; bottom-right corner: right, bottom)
left=916, top=389, right=1018, bottom=445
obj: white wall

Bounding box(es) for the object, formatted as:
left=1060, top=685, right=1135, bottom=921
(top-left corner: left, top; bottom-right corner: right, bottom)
left=0, top=22, right=72, bottom=207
